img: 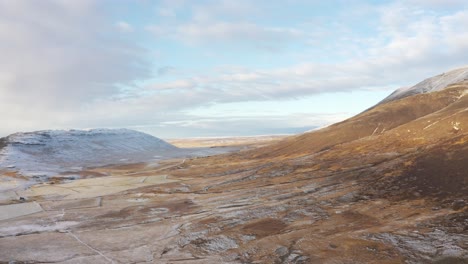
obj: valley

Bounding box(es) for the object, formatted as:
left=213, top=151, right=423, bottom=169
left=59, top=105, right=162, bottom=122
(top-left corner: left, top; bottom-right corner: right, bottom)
left=0, top=69, right=467, bottom=263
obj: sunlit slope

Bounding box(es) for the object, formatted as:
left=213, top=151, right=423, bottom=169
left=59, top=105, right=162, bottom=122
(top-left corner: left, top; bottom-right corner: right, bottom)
left=250, top=84, right=466, bottom=158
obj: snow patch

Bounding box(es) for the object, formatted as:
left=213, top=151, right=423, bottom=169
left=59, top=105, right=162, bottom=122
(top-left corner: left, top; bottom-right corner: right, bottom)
left=0, top=129, right=178, bottom=177
left=381, top=66, right=468, bottom=103
left=460, top=89, right=468, bottom=98
left=0, top=221, right=78, bottom=237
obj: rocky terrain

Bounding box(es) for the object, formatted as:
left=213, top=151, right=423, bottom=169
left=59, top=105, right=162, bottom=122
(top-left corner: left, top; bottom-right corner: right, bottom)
left=0, top=68, right=467, bottom=263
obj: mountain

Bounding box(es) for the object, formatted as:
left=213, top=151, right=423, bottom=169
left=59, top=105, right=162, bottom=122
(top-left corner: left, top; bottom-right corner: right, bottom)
left=249, top=68, right=468, bottom=159
left=0, top=129, right=178, bottom=177
left=239, top=67, right=468, bottom=203
left=379, top=66, right=468, bottom=104
left=174, top=67, right=466, bottom=262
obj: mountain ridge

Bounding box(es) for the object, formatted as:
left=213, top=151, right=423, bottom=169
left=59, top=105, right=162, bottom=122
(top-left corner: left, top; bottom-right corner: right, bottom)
left=0, top=128, right=178, bottom=177
left=246, top=84, right=466, bottom=159
left=379, top=66, right=468, bottom=104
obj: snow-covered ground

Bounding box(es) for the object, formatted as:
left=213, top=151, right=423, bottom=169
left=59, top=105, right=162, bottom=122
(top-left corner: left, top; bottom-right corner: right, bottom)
left=381, top=66, right=468, bottom=103
left=0, top=128, right=235, bottom=179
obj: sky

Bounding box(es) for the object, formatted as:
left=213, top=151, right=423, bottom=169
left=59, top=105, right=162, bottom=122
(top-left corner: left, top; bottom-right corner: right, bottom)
left=1, top=0, right=468, bottom=138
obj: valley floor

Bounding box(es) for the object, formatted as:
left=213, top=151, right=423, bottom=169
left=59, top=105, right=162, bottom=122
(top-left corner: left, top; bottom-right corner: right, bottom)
left=0, top=140, right=466, bottom=263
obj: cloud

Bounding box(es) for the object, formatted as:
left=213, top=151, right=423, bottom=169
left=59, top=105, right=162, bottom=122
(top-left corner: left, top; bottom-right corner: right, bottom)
left=146, top=0, right=304, bottom=50
left=0, top=0, right=150, bottom=135
left=128, top=112, right=347, bottom=138
left=115, top=21, right=134, bottom=32
left=157, top=66, right=177, bottom=76
left=0, top=1, right=150, bottom=106
left=370, top=4, right=468, bottom=71
left=177, top=22, right=303, bottom=44
left=157, top=8, right=176, bottom=18
left=137, top=3, right=468, bottom=114
left=147, top=21, right=303, bottom=50
left=2, top=1, right=468, bottom=138
left=190, top=0, right=257, bottom=22
left=406, top=0, right=468, bottom=8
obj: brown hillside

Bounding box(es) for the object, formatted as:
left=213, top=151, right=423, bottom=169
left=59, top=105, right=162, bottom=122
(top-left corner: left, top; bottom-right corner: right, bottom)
left=248, top=84, right=467, bottom=159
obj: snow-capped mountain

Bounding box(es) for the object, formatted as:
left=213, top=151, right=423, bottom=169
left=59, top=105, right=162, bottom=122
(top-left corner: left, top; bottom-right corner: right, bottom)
left=380, top=66, right=468, bottom=104
left=0, top=129, right=178, bottom=176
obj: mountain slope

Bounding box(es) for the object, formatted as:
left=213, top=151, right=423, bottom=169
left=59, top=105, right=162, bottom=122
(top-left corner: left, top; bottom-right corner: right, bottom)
left=246, top=66, right=468, bottom=159
left=171, top=72, right=467, bottom=262
left=249, top=84, right=466, bottom=158
left=143, top=77, right=468, bottom=262
left=380, top=66, right=468, bottom=104
left=0, top=129, right=178, bottom=176
left=238, top=76, right=468, bottom=202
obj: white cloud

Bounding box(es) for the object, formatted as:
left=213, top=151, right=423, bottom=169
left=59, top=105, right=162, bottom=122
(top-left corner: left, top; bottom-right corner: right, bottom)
left=115, top=21, right=134, bottom=33
left=146, top=21, right=304, bottom=49
left=157, top=66, right=177, bottom=76
left=137, top=4, right=468, bottom=113
left=0, top=1, right=150, bottom=106
left=157, top=8, right=176, bottom=17
left=2, top=1, right=468, bottom=138
left=190, top=0, right=256, bottom=22
left=150, top=79, right=196, bottom=90
left=406, top=0, right=468, bottom=8
left=0, top=1, right=150, bottom=135
left=146, top=0, right=305, bottom=50
left=132, top=112, right=347, bottom=138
